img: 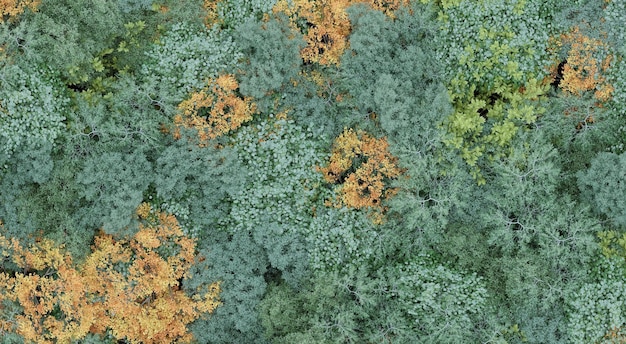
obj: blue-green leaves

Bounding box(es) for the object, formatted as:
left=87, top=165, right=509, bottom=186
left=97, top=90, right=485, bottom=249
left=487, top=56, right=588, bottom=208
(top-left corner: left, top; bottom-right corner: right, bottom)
left=394, top=256, right=488, bottom=341
left=141, top=22, right=243, bottom=105
left=77, top=150, right=151, bottom=235
left=578, top=152, right=626, bottom=227
left=0, top=64, right=68, bottom=157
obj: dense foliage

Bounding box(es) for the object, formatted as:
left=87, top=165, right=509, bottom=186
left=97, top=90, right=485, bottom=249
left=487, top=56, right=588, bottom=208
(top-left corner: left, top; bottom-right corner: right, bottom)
left=1, top=0, right=625, bottom=343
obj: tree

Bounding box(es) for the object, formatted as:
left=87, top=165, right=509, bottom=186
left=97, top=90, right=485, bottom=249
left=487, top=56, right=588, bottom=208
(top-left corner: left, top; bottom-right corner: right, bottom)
left=0, top=207, right=221, bottom=344
left=1, top=0, right=124, bottom=84
left=272, top=0, right=409, bottom=65
left=76, top=150, right=152, bottom=235
left=318, top=128, right=403, bottom=223
left=0, top=63, right=68, bottom=159
left=140, top=21, right=243, bottom=109
left=557, top=25, right=613, bottom=101
left=233, top=15, right=305, bottom=104
left=174, top=74, right=257, bottom=144
left=431, top=0, right=559, bottom=182
left=567, top=253, right=626, bottom=343
left=259, top=257, right=489, bottom=344
left=203, top=0, right=277, bottom=30
left=153, top=134, right=243, bottom=235
left=577, top=151, right=626, bottom=227
left=0, top=0, right=39, bottom=22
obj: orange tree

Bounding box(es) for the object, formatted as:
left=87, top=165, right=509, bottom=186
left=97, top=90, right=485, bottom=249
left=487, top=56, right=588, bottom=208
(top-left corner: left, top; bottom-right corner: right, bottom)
left=173, top=74, right=257, bottom=144
left=0, top=206, right=221, bottom=344
left=556, top=24, right=614, bottom=102
left=272, top=0, right=410, bottom=65
left=319, top=128, right=403, bottom=223
left=0, top=0, right=39, bottom=22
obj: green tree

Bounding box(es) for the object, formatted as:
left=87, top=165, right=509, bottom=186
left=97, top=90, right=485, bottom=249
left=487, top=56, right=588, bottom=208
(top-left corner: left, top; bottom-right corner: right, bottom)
left=77, top=150, right=152, bottom=235
left=1, top=0, right=124, bottom=84
left=430, top=0, right=560, bottom=181
left=0, top=63, right=68, bottom=159
left=140, top=22, right=243, bottom=109
left=233, top=15, right=305, bottom=109
left=153, top=135, right=243, bottom=234
left=187, top=230, right=269, bottom=344
left=566, top=256, right=626, bottom=343
left=578, top=152, right=626, bottom=227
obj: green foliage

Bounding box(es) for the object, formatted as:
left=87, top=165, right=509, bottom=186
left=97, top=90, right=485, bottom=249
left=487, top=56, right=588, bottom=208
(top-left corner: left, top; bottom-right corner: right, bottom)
left=188, top=230, right=269, bottom=344
left=604, top=0, right=626, bottom=154
left=604, top=0, right=626, bottom=51
left=433, top=0, right=556, bottom=180
left=567, top=257, right=626, bottom=343
left=260, top=260, right=489, bottom=344
left=117, top=0, right=154, bottom=13
left=140, top=22, right=243, bottom=106
left=9, top=154, right=93, bottom=261
left=77, top=150, right=152, bottom=235
left=211, top=0, right=277, bottom=30
left=392, top=255, right=488, bottom=343
left=259, top=267, right=392, bottom=344
left=0, top=64, right=68, bottom=157
left=234, top=15, right=305, bottom=106
left=435, top=0, right=555, bottom=88
left=0, top=143, right=54, bottom=245
left=606, top=58, right=626, bottom=154
left=305, top=206, right=378, bottom=271
left=227, top=117, right=321, bottom=284
left=339, top=3, right=449, bottom=145
left=5, top=0, right=124, bottom=84
left=577, top=152, right=626, bottom=227
left=153, top=136, right=243, bottom=236
left=467, top=132, right=599, bottom=343
left=0, top=331, right=24, bottom=344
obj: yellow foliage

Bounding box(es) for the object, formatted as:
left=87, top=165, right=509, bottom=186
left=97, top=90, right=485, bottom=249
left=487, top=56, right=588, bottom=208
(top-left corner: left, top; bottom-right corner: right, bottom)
left=273, top=0, right=409, bottom=65
left=0, top=209, right=221, bottom=344
left=319, top=128, right=403, bottom=222
left=0, top=0, right=39, bottom=22
left=175, top=74, right=257, bottom=144
left=136, top=202, right=152, bottom=219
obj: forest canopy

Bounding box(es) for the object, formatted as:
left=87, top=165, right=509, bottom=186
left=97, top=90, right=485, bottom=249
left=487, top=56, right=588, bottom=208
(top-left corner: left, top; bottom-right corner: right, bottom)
left=1, top=0, right=625, bottom=343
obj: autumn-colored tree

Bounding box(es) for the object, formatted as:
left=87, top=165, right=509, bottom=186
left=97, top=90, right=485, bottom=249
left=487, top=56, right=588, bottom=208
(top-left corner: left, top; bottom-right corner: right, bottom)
left=174, top=74, right=257, bottom=144
left=0, top=0, right=39, bottom=22
left=0, top=206, right=221, bottom=344
left=319, top=128, right=403, bottom=222
left=272, top=0, right=409, bottom=65
left=203, top=0, right=219, bottom=25
left=556, top=25, right=614, bottom=102
left=604, top=326, right=626, bottom=344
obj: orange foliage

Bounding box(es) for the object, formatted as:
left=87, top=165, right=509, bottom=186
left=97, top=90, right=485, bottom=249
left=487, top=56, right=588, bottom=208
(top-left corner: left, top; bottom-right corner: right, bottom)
left=174, top=74, right=257, bottom=144
left=273, top=0, right=409, bottom=65
left=604, top=326, right=626, bottom=344
left=0, top=207, right=221, bottom=344
left=319, top=129, right=403, bottom=222
left=558, top=25, right=613, bottom=102
left=0, top=0, right=39, bottom=22
left=203, top=0, right=219, bottom=26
